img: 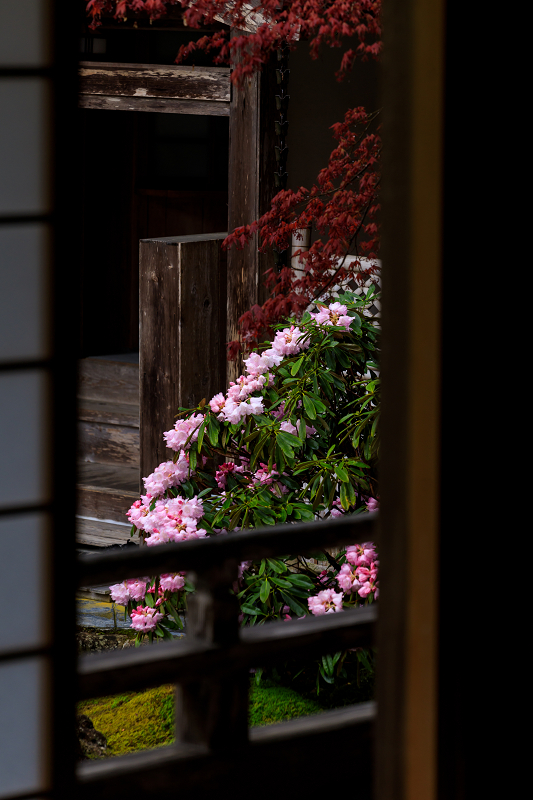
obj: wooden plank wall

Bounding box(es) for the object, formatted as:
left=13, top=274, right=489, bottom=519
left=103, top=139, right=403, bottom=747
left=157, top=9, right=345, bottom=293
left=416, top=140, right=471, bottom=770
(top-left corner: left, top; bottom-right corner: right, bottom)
left=139, top=233, right=227, bottom=480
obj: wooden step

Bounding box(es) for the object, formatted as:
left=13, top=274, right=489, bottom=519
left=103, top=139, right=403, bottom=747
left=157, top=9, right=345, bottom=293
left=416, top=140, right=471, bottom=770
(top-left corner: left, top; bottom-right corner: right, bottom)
left=78, top=356, right=139, bottom=405
left=78, top=420, right=139, bottom=466
left=77, top=462, right=139, bottom=523
left=76, top=516, right=138, bottom=548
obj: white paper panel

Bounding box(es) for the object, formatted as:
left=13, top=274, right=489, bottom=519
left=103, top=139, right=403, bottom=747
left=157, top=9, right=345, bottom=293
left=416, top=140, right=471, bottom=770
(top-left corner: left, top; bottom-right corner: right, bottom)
left=0, top=370, right=50, bottom=509
left=0, top=513, right=50, bottom=655
left=0, top=657, right=48, bottom=798
left=0, top=0, right=51, bottom=67
left=0, top=224, right=50, bottom=362
left=0, top=79, right=51, bottom=216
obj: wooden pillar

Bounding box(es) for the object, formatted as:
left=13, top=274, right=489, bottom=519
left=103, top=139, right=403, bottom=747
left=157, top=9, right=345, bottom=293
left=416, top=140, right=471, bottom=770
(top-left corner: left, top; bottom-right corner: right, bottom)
left=227, top=54, right=277, bottom=382
left=377, top=0, right=445, bottom=799
left=139, top=233, right=227, bottom=482
left=175, top=559, right=249, bottom=750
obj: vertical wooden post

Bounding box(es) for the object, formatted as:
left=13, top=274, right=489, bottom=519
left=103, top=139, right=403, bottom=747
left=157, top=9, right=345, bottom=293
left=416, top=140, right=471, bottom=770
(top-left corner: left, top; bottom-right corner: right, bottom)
left=175, top=559, right=249, bottom=750
left=139, top=233, right=227, bottom=483
left=227, top=55, right=277, bottom=382
left=378, top=1, right=444, bottom=799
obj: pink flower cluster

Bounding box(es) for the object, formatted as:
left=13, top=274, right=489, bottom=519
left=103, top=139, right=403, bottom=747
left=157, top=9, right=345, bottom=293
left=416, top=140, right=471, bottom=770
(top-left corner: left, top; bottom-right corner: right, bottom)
left=142, top=453, right=189, bottom=496
left=311, top=301, right=353, bottom=329
left=130, top=605, right=164, bottom=632
left=338, top=541, right=379, bottom=599
left=163, top=413, right=204, bottom=452
left=160, top=573, right=185, bottom=593
left=308, top=589, right=344, bottom=615
left=141, top=495, right=206, bottom=546
left=215, top=461, right=245, bottom=489
left=109, top=578, right=148, bottom=606
left=252, top=463, right=288, bottom=494
left=207, top=324, right=310, bottom=428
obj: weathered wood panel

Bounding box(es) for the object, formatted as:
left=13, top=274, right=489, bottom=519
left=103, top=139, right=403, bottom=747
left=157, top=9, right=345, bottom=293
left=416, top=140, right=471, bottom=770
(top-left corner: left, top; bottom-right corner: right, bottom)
left=77, top=462, right=139, bottom=494
left=79, top=62, right=231, bottom=101
left=78, top=357, right=139, bottom=405
left=78, top=399, right=139, bottom=429
left=139, top=233, right=227, bottom=481
left=227, top=49, right=276, bottom=382
left=79, top=95, right=230, bottom=116
left=76, top=517, right=135, bottom=548
left=78, top=420, right=139, bottom=466
left=77, top=485, right=139, bottom=523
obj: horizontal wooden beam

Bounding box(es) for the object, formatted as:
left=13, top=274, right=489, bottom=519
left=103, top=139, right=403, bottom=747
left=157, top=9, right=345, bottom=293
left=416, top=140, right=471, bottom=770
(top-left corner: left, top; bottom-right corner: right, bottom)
left=76, top=702, right=375, bottom=797
left=78, top=94, right=230, bottom=116
left=78, top=62, right=231, bottom=115
left=77, top=512, right=378, bottom=586
left=78, top=605, right=376, bottom=699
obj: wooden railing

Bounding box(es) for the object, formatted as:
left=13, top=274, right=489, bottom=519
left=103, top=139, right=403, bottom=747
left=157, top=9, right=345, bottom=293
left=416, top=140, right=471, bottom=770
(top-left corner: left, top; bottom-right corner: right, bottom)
left=77, top=511, right=378, bottom=797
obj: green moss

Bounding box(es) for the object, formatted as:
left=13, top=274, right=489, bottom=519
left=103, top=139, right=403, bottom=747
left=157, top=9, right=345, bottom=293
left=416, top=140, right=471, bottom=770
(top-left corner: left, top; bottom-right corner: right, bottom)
left=77, top=685, right=175, bottom=757
left=249, top=679, right=322, bottom=726
left=77, top=678, right=326, bottom=758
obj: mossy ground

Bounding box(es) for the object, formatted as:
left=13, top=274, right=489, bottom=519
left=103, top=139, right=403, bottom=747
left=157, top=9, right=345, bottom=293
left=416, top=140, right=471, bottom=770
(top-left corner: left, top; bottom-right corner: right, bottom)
left=77, top=679, right=323, bottom=758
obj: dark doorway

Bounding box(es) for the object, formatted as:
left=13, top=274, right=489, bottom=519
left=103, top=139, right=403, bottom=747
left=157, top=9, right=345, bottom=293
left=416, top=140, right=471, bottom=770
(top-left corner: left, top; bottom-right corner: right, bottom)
left=78, top=108, right=229, bottom=357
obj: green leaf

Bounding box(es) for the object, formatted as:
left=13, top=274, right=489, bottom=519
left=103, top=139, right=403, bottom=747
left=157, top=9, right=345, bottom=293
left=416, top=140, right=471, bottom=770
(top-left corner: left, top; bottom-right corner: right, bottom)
left=280, top=591, right=308, bottom=616
left=188, top=448, right=197, bottom=472
left=335, top=463, right=349, bottom=482
left=291, top=356, right=304, bottom=376
left=208, top=416, right=219, bottom=446
left=271, top=576, right=292, bottom=589
left=197, top=416, right=208, bottom=452
left=266, top=558, right=286, bottom=574
left=302, top=394, right=316, bottom=420
left=240, top=604, right=260, bottom=616
left=259, top=579, right=271, bottom=603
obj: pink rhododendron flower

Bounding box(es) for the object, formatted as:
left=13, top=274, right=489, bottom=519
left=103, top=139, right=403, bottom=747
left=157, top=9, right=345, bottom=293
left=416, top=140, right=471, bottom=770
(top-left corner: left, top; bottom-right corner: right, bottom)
left=142, top=455, right=188, bottom=496
left=163, top=413, right=204, bottom=452
left=215, top=461, right=245, bottom=489
left=308, top=589, right=344, bottom=615
left=337, top=563, right=363, bottom=594
left=109, top=582, right=130, bottom=605
left=271, top=325, right=309, bottom=356
left=160, top=573, right=185, bottom=593
left=127, top=494, right=153, bottom=531
left=209, top=392, right=226, bottom=413
left=346, top=542, right=378, bottom=567
left=311, top=302, right=353, bottom=329
left=280, top=420, right=297, bottom=435
left=130, top=605, right=164, bottom=632
left=110, top=578, right=148, bottom=604
left=366, top=497, right=379, bottom=512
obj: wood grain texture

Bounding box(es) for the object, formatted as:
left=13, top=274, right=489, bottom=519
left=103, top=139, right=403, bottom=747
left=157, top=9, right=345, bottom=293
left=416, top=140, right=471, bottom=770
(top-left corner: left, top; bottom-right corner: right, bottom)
left=78, top=604, right=375, bottom=699
left=78, top=399, right=139, bottom=428
left=77, top=463, right=139, bottom=493
left=79, top=62, right=231, bottom=102
left=77, top=485, right=139, bottom=523
left=227, top=51, right=277, bottom=382
left=77, top=512, right=377, bottom=586
left=139, top=233, right=227, bottom=481
left=79, top=95, right=230, bottom=116
left=78, top=358, right=139, bottom=405
left=76, top=517, right=135, bottom=547
left=78, top=420, right=139, bottom=466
